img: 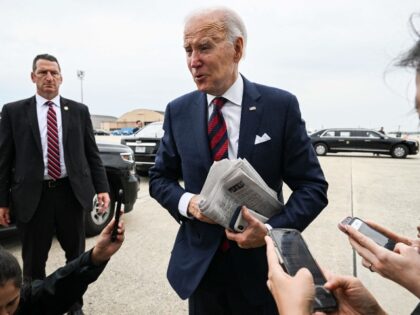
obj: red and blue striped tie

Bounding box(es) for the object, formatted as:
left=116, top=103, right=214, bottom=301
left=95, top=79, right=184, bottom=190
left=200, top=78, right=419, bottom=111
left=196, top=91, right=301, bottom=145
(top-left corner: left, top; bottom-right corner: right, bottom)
left=45, top=101, right=61, bottom=180
left=208, top=97, right=228, bottom=161
left=208, top=97, right=231, bottom=252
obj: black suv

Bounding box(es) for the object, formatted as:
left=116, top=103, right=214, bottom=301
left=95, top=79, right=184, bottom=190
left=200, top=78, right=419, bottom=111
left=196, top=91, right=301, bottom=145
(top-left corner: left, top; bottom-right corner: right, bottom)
left=0, top=142, right=139, bottom=238
left=310, top=128, right=419, bottom=158
left=121, top=121, right=164, bottom=174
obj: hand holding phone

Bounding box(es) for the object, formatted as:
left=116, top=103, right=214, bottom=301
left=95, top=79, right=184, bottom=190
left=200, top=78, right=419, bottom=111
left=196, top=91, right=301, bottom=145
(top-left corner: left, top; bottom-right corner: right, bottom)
left=229, top=206, right=268, bottom=232
left=265, top=235, right=315, bottom=314
left=269, top=229, right=338, bottom=312
left=111, top=189, right=123, bottom=242
left=339, top=217, right=396, bottom=250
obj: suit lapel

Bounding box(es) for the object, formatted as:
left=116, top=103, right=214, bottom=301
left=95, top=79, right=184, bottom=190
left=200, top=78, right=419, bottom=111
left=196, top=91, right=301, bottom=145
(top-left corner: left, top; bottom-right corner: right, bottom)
left=60, top=97, right=70, bottom=147
left=237, top=77, right=262, bottom=159
left=27, top=96, right=43, bottom=155
left=189, top=93, right=212, bottom=167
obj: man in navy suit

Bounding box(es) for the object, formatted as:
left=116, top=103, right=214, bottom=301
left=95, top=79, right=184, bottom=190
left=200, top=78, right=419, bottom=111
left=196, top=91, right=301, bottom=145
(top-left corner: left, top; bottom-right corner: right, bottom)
left=149, top=7, right=328, bottom=314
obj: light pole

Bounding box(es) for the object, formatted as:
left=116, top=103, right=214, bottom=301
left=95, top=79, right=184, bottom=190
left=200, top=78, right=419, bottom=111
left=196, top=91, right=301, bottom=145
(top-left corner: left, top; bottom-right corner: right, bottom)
left=77, top=70, right=85, bottom=103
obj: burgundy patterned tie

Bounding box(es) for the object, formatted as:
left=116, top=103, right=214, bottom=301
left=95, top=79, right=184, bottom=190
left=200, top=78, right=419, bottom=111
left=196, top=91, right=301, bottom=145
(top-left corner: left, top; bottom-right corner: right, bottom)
left=208, top=97, right=228, bottom=161
left=45, top=101, right=61, bottom=180
left=208, top=97, right=231, bottom=252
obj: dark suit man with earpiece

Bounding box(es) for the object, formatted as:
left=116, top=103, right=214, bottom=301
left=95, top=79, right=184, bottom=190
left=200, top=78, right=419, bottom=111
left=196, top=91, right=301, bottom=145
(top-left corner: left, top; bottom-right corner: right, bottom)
left=0, top=54, right=110, bottom=315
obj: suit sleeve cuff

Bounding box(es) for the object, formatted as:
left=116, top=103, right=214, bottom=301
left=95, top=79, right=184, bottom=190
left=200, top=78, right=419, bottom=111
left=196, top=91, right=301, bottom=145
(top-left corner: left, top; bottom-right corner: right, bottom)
left=178, top=192, right=194, bottom=219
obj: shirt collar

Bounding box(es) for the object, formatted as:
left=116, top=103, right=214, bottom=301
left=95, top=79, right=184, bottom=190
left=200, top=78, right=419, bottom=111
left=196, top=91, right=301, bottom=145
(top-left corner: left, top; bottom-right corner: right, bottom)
left=207, top=75, right=243, bottom=107
left=35, top=94, right=61, bottom=108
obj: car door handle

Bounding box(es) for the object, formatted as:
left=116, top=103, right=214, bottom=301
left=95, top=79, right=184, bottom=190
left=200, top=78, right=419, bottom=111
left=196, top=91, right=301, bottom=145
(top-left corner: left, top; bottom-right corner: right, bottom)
left=338, top=140, right=345, bottom=142
left=364, top=140, right=371, bottom=142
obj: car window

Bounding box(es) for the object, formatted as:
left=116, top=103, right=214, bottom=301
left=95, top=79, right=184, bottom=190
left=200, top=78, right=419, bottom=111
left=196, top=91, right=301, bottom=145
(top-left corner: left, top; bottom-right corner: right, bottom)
left=351, top=130, right=366, bottom=137
left=136, top=123, right=164, bottom=138
left=367, top=131, right=381, bottom=138
left=339, top=131, right=351, bottom=137
left=322, top=130, right=336, bottom=137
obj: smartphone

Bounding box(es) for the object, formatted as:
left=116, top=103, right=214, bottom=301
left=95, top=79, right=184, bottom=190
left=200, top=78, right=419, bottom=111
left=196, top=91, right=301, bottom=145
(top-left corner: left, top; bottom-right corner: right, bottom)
left=269, top=228, right=338, bottom=313
left=339, top=216, right=396, bottom=250
left=111, top=189, right=123, bottom=242
left=230, top=206, right=269, bottom=232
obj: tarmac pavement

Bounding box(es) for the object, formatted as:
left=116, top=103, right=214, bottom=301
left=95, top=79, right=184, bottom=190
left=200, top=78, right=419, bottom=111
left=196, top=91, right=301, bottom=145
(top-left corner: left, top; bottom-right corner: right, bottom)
left=1, top=152, right=419, bottom=314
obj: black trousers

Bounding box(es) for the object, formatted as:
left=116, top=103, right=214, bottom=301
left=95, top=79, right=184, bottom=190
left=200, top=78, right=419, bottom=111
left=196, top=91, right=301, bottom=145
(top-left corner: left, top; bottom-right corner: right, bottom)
left=16, top=178, right=85, bottom=309
left=189, top=249, right=278, bottom=315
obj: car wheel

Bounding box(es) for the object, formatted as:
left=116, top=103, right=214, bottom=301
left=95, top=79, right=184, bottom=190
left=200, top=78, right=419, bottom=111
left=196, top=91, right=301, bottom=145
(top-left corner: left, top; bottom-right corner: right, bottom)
left=85, top=191, right=115, bottom=237
left=314, top=143, right=328, bottom=156
left=391, top=144, right=408, bottom=158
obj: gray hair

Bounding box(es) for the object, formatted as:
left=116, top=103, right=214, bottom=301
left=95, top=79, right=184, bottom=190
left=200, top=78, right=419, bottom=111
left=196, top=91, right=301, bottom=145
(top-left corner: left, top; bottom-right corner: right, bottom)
left=185, top=7, right=247, bottom=49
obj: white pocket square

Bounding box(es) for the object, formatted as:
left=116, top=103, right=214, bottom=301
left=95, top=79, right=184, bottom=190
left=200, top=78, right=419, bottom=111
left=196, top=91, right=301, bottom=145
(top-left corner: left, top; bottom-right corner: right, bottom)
left=254, top=133, right=271, bottom=145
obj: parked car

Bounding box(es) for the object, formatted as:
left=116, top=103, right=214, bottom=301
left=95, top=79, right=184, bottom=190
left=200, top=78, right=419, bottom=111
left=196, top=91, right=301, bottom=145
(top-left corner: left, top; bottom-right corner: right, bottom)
left=0, top=142, right=140, bottom=238
left=94, top=129, right=111, bottom=136
left=121, top=121, right=164, bottom=173
left=310, top=128, right=419, bottom=158
left=111, top=128, right=136, bottom=136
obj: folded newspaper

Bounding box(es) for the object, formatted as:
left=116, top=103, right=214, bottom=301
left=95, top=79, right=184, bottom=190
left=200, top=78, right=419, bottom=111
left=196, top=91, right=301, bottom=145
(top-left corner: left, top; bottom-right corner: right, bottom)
left=198, top=159, right=283, bottom=229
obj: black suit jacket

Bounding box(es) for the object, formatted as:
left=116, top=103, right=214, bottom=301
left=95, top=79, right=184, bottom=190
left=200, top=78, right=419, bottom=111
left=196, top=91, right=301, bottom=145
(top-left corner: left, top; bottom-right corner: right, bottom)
left=149, top=76, right=328, bottom=303
left=17, top=249, right=107, bottom=315
left=0, top=96, right=109, bottom=222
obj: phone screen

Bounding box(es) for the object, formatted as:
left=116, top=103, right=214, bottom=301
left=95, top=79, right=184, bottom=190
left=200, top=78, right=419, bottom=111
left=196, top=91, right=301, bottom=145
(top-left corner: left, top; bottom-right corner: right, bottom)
left=349, top=218, right=396, bottom=250
left=270, top=229, right=337, bottom=312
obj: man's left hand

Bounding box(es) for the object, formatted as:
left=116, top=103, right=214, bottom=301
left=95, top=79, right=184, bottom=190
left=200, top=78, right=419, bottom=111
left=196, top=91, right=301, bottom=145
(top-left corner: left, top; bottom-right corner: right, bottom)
left=97, top=192, right=110, bottom=213
left=225, top=206, right=268, bottom=248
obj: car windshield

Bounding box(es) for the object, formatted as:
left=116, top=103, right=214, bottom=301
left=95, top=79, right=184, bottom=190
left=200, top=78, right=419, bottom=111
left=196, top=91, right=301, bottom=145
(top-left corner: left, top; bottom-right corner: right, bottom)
left=136, top=123, right=164, bottom=138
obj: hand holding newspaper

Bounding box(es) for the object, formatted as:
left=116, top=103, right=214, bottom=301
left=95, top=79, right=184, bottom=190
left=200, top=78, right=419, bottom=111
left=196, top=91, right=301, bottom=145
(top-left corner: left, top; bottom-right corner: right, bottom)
left=198, top=159, right=283, bottom=229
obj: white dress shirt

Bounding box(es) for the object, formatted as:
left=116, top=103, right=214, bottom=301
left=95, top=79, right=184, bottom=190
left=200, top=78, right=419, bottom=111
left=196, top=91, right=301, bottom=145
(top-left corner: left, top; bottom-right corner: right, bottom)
left=35, top=94, right=67, bottom=179
left=178, top=75, right=244, bottom=217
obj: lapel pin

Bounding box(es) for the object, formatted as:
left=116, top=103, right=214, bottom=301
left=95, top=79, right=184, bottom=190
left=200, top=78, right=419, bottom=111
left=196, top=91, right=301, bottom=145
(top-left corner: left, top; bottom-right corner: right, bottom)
left=64, top=106, right=69, bottom=111
left=249, top=106, right=256, bottom=111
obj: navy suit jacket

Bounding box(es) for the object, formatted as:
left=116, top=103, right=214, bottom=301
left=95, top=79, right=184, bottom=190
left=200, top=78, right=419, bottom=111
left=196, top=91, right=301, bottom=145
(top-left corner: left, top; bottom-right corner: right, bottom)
left=149, top=76, right=328, bottom=304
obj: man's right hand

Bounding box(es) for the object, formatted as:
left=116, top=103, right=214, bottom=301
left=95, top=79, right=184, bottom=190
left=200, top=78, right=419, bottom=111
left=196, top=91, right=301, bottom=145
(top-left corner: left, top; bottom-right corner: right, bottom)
left=0, top=207, right=10, bottom=226
left=187, top=195, right=216, bottom=224
left=316, top=272, right=387, bottom=315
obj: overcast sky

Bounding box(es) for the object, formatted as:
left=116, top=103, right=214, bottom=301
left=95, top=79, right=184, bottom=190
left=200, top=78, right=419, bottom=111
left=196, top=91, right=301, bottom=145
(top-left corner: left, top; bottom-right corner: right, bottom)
left=1, top=0, right=419, bottom=131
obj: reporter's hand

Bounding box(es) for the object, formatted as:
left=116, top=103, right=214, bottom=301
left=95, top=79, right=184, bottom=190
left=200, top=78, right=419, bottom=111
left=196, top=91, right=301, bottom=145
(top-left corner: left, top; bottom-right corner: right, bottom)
left=187, top=195, right=216, bottom=224
left=97, top=192, right=110, bottom=214
left=346, top=225, right=420, bottom=298
left=363, top=219, right=420, bottom=247
left=226, top=207, right=267, bottom=248
left=314, top=272, right=386, bottom=315
left=265, top=236, right=314, bottom=315
left=91, top=213, right=125, bottom=266
left=0, top=207, right=10, bottom=226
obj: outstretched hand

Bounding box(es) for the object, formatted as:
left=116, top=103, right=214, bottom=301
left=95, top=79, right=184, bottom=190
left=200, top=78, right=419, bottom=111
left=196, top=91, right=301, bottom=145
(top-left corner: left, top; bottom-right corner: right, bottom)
left=362, top=219, right=420, bottom=247
left=345, top=224, right=420, bottom=298
left=313, top=271, right=386, bottom=315
left=265, top=235, right=314, bottom=315
left=91, top=212, right=125, bottom=266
